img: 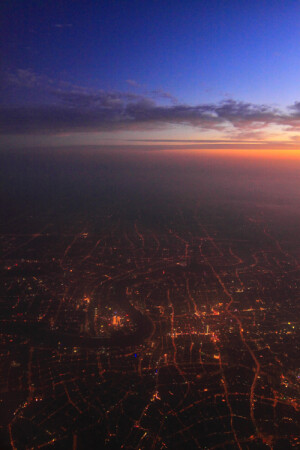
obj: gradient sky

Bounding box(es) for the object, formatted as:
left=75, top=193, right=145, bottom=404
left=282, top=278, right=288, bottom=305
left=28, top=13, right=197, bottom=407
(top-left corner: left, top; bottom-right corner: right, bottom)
left=1, top=0, right=300, bottom=152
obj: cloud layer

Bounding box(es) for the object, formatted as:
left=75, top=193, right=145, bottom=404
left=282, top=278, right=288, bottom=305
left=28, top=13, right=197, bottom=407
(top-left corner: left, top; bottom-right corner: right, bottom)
left=1, top=69, right=300, bottom=137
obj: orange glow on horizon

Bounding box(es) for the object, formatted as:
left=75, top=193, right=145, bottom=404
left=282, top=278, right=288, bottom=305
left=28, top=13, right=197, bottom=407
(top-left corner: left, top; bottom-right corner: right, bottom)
left=162, top=148, right=300, bottom=160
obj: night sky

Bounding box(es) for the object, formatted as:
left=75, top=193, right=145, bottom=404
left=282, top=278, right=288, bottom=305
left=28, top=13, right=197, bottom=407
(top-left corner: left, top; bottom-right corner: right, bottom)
left=1, top=0, right=300, bottom=153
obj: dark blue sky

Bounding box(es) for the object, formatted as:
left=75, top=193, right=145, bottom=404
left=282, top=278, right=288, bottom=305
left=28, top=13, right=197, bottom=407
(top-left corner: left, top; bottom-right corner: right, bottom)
left=1, top=0, right=300, bottom=148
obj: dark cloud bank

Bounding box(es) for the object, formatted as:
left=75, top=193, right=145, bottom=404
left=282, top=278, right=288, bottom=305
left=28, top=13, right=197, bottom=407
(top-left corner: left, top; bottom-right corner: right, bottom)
left=1, top=69, right=300, bottom=136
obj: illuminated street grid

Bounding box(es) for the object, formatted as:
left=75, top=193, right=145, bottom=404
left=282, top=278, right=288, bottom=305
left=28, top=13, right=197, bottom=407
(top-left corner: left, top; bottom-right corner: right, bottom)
left=0, top=205, right=299, bottom=449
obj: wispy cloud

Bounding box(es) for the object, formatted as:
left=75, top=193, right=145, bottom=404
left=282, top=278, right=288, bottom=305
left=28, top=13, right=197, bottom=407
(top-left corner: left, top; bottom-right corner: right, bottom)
left=126, top=79, right=141, bottom=88
left=149, top=89, right=178, bottom=103
left=53, top=23, right=73, bottom=28
left=4, top=69, right=53, bottom=89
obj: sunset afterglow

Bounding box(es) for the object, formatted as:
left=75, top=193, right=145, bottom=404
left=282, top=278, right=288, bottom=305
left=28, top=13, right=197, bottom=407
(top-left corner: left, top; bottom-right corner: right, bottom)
left=1, top=2, right=300, bottom=449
